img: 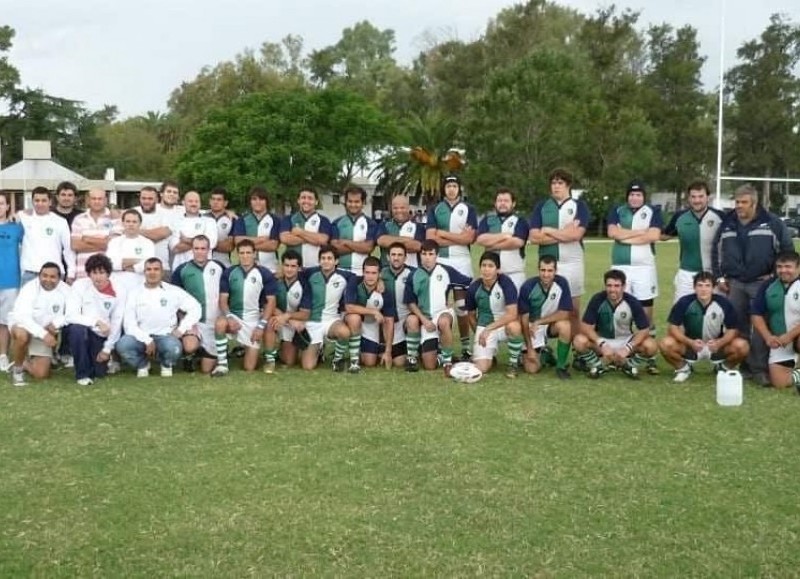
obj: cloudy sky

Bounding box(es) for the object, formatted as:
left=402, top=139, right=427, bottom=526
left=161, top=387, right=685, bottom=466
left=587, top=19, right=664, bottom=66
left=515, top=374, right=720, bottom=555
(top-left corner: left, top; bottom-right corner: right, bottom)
left=3, top=0, right=798, bottom=118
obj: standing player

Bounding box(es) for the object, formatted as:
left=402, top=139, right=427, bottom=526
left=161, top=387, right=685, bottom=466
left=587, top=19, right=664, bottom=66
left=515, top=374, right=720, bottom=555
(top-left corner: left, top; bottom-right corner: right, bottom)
left=376, top=194, right=424, bottom=268
left=750, top=250, right=800, bottom=390
left=269, top=250, right=311, bottom=367
left=0, top=192, right=23, bottom=372
left=517, top=255, right=573, bottom=379
left=53, top=181, right=83, bottom=226
left=662, top=180, right=725, bottom=302
left=231, top=186, right=280, bottom=273
left=660, top=272, right=749, bottom=382
left=529, top=168, right=590, bottom=337
left=70, top=188, right=121, bottom=279
left=476, top=188, right=529, bottom=289
left=8, top=263, right=71, bottom=386
left=606, top=180, right=663, bottom=336
left=207, top=186, right=236, bottom=267
left=300, top=246, right=353, bottom=371
left=331, top=185, right=378, bottom=275
left=107, top=210, right=156, bottom=293
left=171, top=235, right=226, bottom=374
left=17, top=186, right=76, bottom=285
left=134, top=186, right=172, bottom=277
left=280, top=187, right=333, bottom=270
left=403, top=240, right=473, bottom=375
left=212, top=240, right=278, bottom=375
left=464, top=252, right=524, bottom=377
left=344, top=256, right=396, bottom=370
left=426, top=175, right=478, bottom=361
left=380, top=242, right=416, bottom=368
left=572, top=269, right=659, bottom=379
left=169, top=190, right=218, bottom=269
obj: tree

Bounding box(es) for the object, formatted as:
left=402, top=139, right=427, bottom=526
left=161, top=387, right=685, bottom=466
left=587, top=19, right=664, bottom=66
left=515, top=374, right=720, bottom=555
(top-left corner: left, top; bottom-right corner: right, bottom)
left=96, top=120, right=168, bottom=180
left=0, top=25, right=20, bottom=98
left=725, top=14, right=800, bottom=209
left=642, top=24, right=714, bottom=206
left=175, top=87, right=391, bottom=208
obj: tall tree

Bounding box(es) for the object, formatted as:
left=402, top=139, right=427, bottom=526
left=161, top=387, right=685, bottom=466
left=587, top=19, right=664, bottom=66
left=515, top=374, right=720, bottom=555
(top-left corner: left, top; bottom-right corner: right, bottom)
left=725, top=14, right=800, bottom=208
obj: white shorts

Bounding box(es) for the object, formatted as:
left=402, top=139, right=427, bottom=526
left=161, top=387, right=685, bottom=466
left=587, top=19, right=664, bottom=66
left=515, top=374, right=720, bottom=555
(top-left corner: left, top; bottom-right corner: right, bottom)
left=769, top=344, right=797, bottom=365
left=195, top=322, right=216, bottom=356
left=392, top=321, right=407, bottom=345
left=13, top=328, right=53, bottom=358
left=437, top=256, right=473, bottom=283
left=421, top=309, right=455, bottom=343
left=673, top=269, right=697, bottom=303
left=505, top=272, right=526, bottom=291
left=226, top=316, right=260, bottom=349
left=473, top=326, right=508, bottom=360
left=530, top=324, right=551, bottom=349
left=362, top=320, right=380, bottom=344
left=307, top=318, right=341, bottom=346
left=600, top=337, right=632, bottom=352
left=0, top=288, right=18, bottom=325
left=280, top=325, right=296, bottom=342
left=557, top=262, right=585, bottom=297
left=614, top=265, right=658, bottom=301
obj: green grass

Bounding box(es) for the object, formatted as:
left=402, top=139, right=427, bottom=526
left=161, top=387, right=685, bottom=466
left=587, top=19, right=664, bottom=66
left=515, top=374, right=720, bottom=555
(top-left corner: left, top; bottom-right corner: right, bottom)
left=2, top=242, right=800, bottom=576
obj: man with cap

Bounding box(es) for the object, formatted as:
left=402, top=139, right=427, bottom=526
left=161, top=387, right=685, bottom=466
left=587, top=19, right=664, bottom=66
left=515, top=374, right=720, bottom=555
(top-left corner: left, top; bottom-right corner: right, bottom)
left=425, top=175, right=478, bottom=361
left=607, top=181, right=662, bottom=324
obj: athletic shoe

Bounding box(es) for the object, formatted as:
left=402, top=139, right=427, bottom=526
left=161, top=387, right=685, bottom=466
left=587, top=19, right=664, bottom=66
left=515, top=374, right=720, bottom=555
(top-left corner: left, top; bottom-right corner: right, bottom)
left=646, top=360, right=660, bottom=375
left=0, top=354, right=10, bottom=373
left=331, top=358, right=345, bottom=373
left=136, top=364, right=150, bottom=378
left=348, top=362, right=361, bottom=374
left=76, top=377, right=94, bottom=386
left=232, top=346, right=246, bottom=358
left=160, top=366, right=173, bottom=378
left=587, top=365, right=606, bottom=380
left=572, top=357, right=588, bottom=372
left=673, top=366, right=692, bottom=383
left=61, top=355, right=75, bottom=369
left=556, top=367, right=571, bottom=380
left=182, top=356, right=196, bottom=373
left=712, top=361, right=724, bottom=374
left=538, top=346, right=557, bottom=368
left=11, top=368, right=27, bottom=387
left=443, top=362, right=453, bottom=378
left=107, top=359, right=121, bottom=375
left=622, top=362, right=640, bottom=380
left=459, top=351, right=472, bottom=363
left=505, top=363, right=518, bottom=379
left=263, top=360, right=276, bottom=374
left=405, top=357, right=419, bottom=373
left=211, top=365, right=229, bottom=378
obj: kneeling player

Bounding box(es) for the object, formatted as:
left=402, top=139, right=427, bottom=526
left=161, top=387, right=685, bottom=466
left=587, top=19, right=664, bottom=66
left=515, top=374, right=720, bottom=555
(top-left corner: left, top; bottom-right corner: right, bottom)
left=212, top=240, right=278, bottom=375
left=344, top=256, right=396, bottom=370
left=573, top=269, right=658, bottom=379
left=464, top=252, right=523, bottom=377
left=660, top=272, right=749, bottom=382
left=381, top=242, right=415, bottom=368
left=750, top=250, right=800, bottom=390
left=270, top=250, right=311, bottom=367
left=517, top=255, right=573, bottom=379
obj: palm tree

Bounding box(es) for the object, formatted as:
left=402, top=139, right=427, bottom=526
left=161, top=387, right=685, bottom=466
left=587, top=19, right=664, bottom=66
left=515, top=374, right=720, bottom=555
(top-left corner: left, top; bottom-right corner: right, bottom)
left=372, top=112, right=465, bottom=206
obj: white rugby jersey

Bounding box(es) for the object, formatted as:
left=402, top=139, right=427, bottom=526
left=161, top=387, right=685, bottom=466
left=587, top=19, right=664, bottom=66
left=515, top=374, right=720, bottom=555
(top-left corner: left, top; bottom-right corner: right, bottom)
left=107, top=235, right=156, bottom=293
left=123, top=282, right=201, bottom=344
left=9, top=278, right=71, bottom=339
left=207, top=211, right=234, bottom=266
left=66, top=277, right=125, bottom=353
left=16, top=210, right=76, bottom=278
left=169, top=214, right=219, bottom=269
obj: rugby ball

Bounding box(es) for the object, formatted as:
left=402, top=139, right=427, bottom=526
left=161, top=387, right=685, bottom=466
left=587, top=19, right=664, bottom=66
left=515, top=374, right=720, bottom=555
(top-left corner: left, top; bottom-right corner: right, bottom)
left=450, top=362, right=483, bottom=384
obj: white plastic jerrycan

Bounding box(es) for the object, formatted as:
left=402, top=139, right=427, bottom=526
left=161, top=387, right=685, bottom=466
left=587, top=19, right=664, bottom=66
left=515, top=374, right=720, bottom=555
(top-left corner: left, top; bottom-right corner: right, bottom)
left=716, top=370, right=743, bottom=406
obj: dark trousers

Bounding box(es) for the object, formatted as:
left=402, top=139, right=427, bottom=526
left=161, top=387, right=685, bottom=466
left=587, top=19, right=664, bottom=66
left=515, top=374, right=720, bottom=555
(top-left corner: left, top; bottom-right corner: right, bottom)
left=727, top=278, right=768, bottom=376
left=66, top=324, right=108, bottom=380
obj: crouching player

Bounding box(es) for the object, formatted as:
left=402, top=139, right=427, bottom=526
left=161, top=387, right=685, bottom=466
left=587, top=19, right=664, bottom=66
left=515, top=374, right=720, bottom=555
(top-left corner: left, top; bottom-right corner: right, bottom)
left=573, top=269, right=658, bottom=379
left=517, top=255, right=573, bottom=379
left=750, top=250, right=800, bottom=390
left=269, top=250, right=311, bottom=367
left=660, top=272, right=749, bottom=383
left=212, top=240, right=278, bottom=376
left=464, top=252, right=523, bottom=377
left=344, top=256, right=396, bottom=370
left=403, top=240, right=472, bottom=375
left=380, top=242, right=415, bottom=368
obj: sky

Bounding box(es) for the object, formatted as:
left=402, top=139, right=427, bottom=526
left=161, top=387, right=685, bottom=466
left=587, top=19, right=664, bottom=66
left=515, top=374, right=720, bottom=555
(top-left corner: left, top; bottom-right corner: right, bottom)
left=2, top=0, right=798, bottom=118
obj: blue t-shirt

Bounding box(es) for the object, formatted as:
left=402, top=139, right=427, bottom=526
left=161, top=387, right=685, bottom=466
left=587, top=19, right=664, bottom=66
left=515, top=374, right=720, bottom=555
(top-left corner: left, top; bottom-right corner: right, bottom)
left=0, top=221, right=24, bottom=289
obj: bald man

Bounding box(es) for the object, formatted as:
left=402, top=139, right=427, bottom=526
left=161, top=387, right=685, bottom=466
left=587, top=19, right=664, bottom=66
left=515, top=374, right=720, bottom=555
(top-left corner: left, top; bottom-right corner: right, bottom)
left=71, top=189, right=122, bottom=279
left=169, top=191, right=218, bottom=269
left=376, top=194, right=425, bottom=268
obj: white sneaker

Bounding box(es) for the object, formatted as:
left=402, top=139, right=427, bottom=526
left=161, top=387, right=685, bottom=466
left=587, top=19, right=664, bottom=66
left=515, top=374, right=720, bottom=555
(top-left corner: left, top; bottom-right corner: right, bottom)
left=11, top=368, right=27, bottom=387
left=76, top=377, right=94, bottom=386
left=673, top=366, right=692, bottom=383
left=136, top=364, right=150, bottom=378
left=61, top=355, right=75, bottom=369
left=160, top=366, right=173, bottom=378
left=107, top=360, right=121, bottom=375
left=211, top=365, right=229, bottom=377
left=0, top=354, right=10, bottom=372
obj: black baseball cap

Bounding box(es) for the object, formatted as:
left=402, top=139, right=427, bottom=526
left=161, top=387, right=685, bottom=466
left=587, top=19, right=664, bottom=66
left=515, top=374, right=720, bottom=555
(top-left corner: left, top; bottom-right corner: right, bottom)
left=627, top=180, right=646, bottom=194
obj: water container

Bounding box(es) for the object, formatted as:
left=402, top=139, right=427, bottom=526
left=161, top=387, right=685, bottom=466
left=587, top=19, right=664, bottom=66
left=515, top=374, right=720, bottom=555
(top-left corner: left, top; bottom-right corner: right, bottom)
left=716, top=370, right=743, bottom=406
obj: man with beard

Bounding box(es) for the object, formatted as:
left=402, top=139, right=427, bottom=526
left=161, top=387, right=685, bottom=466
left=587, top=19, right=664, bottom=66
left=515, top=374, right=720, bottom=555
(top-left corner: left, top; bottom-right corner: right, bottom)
left=331, top=185, right=378, bottom=275
left=280, top=187, right=333, bottom=270
left=207, top=186, right=236, bottom=267
left=476, top=187, right=529, bottom=290
left=134, top=186, right=172, bottom=278
left=231, top=186, right=280, bottom=273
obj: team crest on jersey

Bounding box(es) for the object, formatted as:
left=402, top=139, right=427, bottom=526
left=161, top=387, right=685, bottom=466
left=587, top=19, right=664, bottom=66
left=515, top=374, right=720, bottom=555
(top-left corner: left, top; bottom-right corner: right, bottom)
left=52, top=305, right=60, bottom=313
left=135, top=248, right=142, bottom=255
left=359, top=223, right=365, bottom=230
left=708, top=220, right=715, bottom=227
left=46, top=227, right=53, bottom=235
left=567, top=208, right=574, bottom=215
left=292, top=291, right=300, bottom=298
left=251, top=277, right=257, bottom=284
left=436, top=274, right=443, bottom=281
left=651, top=285, right=656, bottom=293
left=194, top=222, right=202, bottom=230
left=621, top=312, right=627, bottom=319
left=104, top=301, right=111, bottom=310
left=550, top=294, right=557, bottom=300
left=210, top=268, right=215, bottom=275
left=494, top=291, right=501, bottom=299
left=160, top=298, right=167, bottom=306
left=310, top=217, right=318, bottom=227
left=640, top=211, right=648, bottom=220
left=711, top=312, right=717, bottom=320
left=371, top=298, right=380, bottom=307
left=794, top=292, right=799, bottom=301
left=333, top=281, right=340, bottom=288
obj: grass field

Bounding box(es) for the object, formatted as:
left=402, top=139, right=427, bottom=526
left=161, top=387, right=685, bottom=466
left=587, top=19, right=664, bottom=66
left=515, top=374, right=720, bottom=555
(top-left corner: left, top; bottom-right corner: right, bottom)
left=2, top=241, right=800, bottom=576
